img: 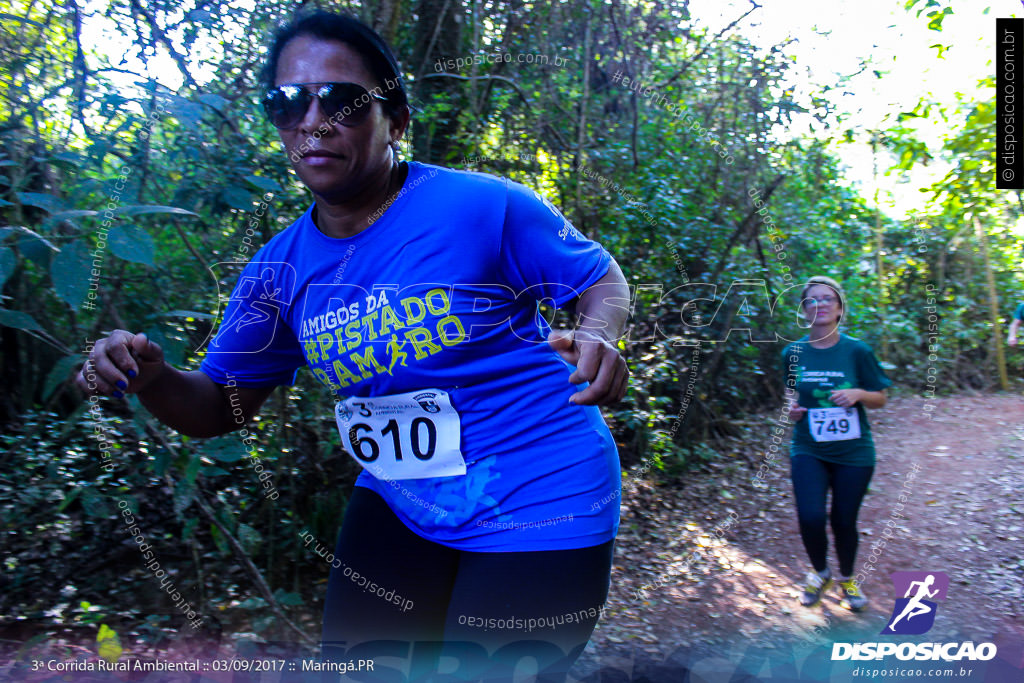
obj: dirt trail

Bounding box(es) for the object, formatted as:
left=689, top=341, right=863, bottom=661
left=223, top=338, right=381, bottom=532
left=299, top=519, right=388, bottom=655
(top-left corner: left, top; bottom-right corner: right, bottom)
left=572, top=394, right=1024, bottom=681
left=5, top=395, right=1023, bottom=681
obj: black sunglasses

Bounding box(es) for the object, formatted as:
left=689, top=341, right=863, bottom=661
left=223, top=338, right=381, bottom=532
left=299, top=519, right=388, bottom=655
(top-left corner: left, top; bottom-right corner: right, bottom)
left=263, top=82, right=388, bottom=129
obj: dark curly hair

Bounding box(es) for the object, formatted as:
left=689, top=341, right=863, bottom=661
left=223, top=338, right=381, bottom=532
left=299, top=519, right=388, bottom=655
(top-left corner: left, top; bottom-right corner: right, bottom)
left=260, top=10, right=409, bottom=121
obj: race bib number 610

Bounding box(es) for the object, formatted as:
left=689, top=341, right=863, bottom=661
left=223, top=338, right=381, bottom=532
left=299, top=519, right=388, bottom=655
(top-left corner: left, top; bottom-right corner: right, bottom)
left=808, top=407, right=861, bottom=442
left=334, top=389, right=466, bottom=480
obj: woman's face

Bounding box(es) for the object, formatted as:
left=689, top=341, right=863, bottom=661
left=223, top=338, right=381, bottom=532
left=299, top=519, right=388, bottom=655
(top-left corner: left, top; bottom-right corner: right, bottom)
left=803, top=284, right=843, bottom=327
left=274, top=35, right=404, bottom=203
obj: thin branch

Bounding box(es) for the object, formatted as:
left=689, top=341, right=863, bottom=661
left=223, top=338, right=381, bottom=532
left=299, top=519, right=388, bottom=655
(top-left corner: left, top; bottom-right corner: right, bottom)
left=709, top=174, right=785, bottom=284
left=659, top=1, right=761, bottom=89
left=24, top=327, right=73, bottom=355
left=67, top=0, right=92, bottom=138
left=574, top=15, right=592, bottom=222
left=127, top=0, right=200, bottom=91
left=174, top=220, right=207, bottom=269
left=420, top=72, right=530, bottom=104
left=421, top=73, right=572, bottom=151
left=146, top=425, right=316, bottom=646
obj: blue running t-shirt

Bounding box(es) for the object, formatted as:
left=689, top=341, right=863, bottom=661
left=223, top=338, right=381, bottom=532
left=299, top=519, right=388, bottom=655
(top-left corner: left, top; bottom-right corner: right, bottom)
left=200, top=161, right=620, bottom=551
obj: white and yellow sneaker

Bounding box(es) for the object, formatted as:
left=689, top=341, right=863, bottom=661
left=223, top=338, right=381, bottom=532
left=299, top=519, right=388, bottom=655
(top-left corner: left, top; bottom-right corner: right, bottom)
left=838, top=577, right=868, bottom=612
left=800, top=569, right=832, bottom=607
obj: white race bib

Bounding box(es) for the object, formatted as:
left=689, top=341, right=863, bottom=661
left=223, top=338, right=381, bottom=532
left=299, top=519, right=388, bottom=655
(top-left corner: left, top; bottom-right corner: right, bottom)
left=335, top=389, right=465, bottom=480
left=808, top=407, right=861, bottom=442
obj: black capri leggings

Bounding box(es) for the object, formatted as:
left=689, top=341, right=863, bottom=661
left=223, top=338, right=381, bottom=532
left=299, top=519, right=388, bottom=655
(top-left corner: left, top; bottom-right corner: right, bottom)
left=320, top=487, right=614, bottom=682
left=790, top=453, right=874, bottom=577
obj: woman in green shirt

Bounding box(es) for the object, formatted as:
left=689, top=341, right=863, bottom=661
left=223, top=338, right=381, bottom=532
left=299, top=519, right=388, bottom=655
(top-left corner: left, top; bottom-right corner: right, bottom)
left=781, top=276, right=891, bottom=611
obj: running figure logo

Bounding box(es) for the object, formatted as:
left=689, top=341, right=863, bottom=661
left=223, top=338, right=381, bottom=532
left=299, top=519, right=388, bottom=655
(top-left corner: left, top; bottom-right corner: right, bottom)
left=882, top=571, right=949, bottom=635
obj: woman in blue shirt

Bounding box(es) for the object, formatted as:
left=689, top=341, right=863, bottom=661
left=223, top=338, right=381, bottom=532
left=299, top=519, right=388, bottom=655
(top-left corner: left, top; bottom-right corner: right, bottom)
left=77, top=11, right=629, bottom=681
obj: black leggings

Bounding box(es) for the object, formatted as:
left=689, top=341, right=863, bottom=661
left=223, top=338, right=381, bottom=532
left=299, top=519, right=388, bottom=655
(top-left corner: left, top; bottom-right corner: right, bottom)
left=320, top=487, right=614, bottom=682
left=790, top=453, right=874, bottom=577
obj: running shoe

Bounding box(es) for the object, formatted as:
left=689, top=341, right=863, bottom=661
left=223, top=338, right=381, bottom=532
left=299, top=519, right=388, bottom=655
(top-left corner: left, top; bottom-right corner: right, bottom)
left=838, top=577, right=868, bottom=612
left=800, top=569, right=832, bottom=607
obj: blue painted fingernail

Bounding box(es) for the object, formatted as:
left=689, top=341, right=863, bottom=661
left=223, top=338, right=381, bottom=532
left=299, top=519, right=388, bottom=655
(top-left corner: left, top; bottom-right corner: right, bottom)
left=113, top=390, right=124, bottom=399
left=127, top=370, right=137, bottom=379
left=116, top=380, right=128, bottom=390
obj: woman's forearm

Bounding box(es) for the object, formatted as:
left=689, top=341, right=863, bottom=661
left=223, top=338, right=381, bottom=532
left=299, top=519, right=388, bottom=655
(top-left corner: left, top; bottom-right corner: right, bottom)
left=857, top=389, right=887, bottom=409
left=573, top=259, right=630, bottom=342
left=137, top=364, right=252, bottom=438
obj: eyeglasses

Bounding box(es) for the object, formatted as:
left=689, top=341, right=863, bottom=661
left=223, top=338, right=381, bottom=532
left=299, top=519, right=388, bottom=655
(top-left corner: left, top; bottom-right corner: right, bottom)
left=804, top=296, right=838, bottom=305
left=263, top=82, right=387, bottom=129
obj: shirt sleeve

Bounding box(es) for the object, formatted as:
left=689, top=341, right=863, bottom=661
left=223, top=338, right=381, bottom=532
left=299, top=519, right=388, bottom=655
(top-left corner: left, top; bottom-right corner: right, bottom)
left=199, top=260, right=306, bottom=387
left=497, top=179, right=611, bottom=307
left=1015, top=303, right=1024, bottom=321
left=854, top=342, right=892, bottom=392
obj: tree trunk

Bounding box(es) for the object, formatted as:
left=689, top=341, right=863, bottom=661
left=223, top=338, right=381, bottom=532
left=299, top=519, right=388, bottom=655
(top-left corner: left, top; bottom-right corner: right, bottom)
left=411, top=0, right=462, bottom=163
left=973, top=215, right=1009, bottom=390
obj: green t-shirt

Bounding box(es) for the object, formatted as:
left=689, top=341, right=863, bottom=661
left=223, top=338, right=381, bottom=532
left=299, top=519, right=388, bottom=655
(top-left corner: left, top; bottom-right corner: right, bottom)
left=1015, top=303, right=1024, bottom=321
left=781, top=334, right=892, bottom=466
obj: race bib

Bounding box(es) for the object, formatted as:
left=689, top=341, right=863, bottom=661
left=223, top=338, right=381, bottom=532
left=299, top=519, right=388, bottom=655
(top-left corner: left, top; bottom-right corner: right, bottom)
left=335, top=389, right=465, bottom=480
left=808, top=407, right=861, bottom=442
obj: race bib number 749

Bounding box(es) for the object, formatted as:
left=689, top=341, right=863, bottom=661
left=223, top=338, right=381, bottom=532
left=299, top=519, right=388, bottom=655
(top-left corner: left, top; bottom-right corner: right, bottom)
left=334, top=389, right=466, bottom=480
left=808, top=407, right=861, bottom=442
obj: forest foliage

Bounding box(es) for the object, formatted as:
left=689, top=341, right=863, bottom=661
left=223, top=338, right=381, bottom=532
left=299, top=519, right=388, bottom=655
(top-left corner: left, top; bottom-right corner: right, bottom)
left=0, top=0, right=1020, bottom=651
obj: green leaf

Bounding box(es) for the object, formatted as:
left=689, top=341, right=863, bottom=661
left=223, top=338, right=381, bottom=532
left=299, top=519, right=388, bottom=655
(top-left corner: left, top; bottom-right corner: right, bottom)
left=48, top=209, right=99, bottom=224
left=97, top=623, right=122, bottom=663
left=144, top=328, right=184, bottom=367
left=51, top=240, right=93, bottom=311
left=238, top=523, right=261, bottom=554
left=44, top=355, right=82, bottom=399
left=210, top=524, right=229, bottom=554
left=80, top=487, right=111, bottom=518
left=16, top=191, right=67, bottom=214
left=0, top=247, right=15, bottom=286
left=112, top=205, right=198, bottom=218
left=199, top=93, right=228, bottom=111
left=273, top=589, right=304, bottom=606
left=57, top=487, right=82, bottom=513
left=252, top=615, right=275, bottom=632
left=89, top=139, right=111, bottom=162
left=108, top=224, right=155, bottom=265
left=152, top=448, right=171, bottom=477
left=182, top=517, right=199, bottom=542
left=236, top=596, right=267, bottom=610
left=221, top=186, right=254, bottom=210
left=244, top=175, right=282, bottom=193
left=173, top=480, right=195, bottom=515
left=18, top=233, right=55, bottom=266
left=185, top=453, right=202, bottom=487
left=0, top=308, right=43, bottom=331
left=202, top=436, right=245, bottom=463
left=168, top=99, right=204, bottom=128
left=51, top=151, right=81, bottom=165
